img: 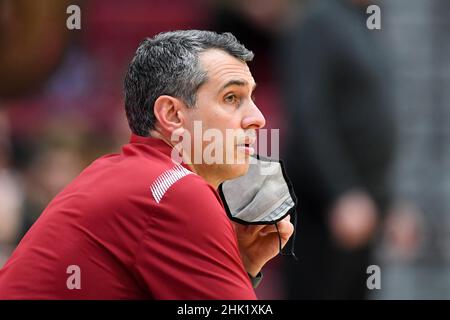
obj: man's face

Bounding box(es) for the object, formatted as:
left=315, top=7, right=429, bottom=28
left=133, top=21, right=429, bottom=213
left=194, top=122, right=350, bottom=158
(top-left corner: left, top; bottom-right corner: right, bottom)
left=181, top=49, right=266, bottom=185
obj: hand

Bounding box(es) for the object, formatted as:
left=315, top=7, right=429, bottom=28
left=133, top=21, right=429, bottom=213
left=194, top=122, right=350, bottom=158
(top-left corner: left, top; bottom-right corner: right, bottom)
left=233, top=215, right=294, bottom=277
left=328, top=191, right=378, bottom=250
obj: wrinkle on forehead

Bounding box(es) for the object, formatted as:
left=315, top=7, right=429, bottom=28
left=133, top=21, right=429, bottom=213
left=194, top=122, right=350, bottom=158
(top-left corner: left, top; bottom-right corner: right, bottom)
left=199, top=49, right=255, bottom=87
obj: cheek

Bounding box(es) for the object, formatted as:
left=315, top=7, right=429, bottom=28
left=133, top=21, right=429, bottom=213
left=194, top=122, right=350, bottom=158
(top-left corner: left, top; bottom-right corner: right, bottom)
left=195, top=97, right=243, bottom=132
left=211, top=108, right=242, bottom=130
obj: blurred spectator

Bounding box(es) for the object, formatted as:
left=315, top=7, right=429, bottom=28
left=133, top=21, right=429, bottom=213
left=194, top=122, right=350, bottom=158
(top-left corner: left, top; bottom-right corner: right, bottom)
left=18, top=124, right=95, bottom=238
left=278, top=0, right=396, bottom=299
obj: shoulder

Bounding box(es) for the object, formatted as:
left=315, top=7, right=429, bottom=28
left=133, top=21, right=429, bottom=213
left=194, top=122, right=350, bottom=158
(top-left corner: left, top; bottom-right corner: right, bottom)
left=151, top=164, right=221, bottom=206
left=152, top=165, right=226, bottom=223
left=144, top=164, right=234, bottom=242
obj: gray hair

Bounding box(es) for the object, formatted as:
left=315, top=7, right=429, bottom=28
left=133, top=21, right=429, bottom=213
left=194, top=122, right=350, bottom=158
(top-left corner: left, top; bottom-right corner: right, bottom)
left=124, top=30, right=254, bottom=136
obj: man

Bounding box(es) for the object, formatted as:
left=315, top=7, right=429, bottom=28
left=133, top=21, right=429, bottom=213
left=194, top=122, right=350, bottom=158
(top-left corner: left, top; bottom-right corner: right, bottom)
left=0, top=30, right=294, bottom=299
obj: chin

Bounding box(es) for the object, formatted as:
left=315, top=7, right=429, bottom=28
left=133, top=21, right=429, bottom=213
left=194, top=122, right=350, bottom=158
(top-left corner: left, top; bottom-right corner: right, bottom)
left=218, top=150, right=251, bottom=181
left=226, top=162, right=249, bottom=180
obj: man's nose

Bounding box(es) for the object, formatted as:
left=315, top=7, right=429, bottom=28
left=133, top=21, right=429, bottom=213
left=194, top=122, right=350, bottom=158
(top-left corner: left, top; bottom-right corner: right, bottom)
left=242, top=101, right=266, bottom=129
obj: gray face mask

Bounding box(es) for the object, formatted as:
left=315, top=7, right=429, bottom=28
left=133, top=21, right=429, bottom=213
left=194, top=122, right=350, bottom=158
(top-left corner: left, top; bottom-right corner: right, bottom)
left=218, top=155, right=298, bottom=258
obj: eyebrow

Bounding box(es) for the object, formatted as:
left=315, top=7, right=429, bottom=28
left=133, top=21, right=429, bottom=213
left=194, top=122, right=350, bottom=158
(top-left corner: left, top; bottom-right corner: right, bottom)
left=218, top=79, right=257, bottom=94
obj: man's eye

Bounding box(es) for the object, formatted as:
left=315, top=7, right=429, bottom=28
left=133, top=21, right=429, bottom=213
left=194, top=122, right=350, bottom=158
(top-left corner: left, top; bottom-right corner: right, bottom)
left=224, top=94, right=239, bottom=104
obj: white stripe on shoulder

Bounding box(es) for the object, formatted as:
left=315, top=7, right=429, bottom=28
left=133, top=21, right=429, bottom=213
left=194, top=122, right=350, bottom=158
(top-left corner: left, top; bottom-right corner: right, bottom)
left=150, top=164, right=193, bottom=203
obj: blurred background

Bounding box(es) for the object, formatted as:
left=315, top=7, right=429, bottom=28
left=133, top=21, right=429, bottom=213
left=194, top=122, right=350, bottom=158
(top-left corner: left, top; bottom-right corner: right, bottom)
left=0, top=0, right=449, bottom=299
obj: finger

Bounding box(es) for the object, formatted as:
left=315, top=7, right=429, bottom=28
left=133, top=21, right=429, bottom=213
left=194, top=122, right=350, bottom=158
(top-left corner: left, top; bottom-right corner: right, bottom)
left=258, top=224, right=278, bottom=236
left=277, top=219, right=294, bottom=239
left=246, top=224, right=268, bottom=236
left=259, top=218, right=294, bottom=236
left=233, top=222, right=266, bottom=236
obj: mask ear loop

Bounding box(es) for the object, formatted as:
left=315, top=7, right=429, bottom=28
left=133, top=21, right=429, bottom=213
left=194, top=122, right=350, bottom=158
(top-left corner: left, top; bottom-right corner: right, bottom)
left=275, top=210, right=298, bottom=261
left=274, top=222, right=283, bottom=254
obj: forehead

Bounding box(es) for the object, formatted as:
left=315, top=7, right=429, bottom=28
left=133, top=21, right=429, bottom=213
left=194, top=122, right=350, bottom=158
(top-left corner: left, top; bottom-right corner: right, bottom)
left=198, top=49, right=255, bottom=89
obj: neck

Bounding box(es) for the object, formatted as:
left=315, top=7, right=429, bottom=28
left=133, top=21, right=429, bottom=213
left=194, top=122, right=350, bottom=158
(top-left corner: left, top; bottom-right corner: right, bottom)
left=150, top=129, right=222, bottom=189
left=189, top=164, right=223, bottom=189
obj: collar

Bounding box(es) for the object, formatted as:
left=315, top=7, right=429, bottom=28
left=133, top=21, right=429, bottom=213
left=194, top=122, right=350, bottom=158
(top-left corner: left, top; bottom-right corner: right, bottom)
left=129, top=133, right=195, bottom=173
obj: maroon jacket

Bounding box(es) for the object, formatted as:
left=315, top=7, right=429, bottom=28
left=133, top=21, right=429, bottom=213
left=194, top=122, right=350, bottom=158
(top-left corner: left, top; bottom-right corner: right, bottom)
left=0, top=134, right=255, bottom=299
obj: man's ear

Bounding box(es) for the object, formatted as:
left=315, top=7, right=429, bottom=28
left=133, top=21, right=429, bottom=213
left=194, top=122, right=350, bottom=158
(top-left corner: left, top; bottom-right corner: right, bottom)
left=153, top=95, right=185, bottom=134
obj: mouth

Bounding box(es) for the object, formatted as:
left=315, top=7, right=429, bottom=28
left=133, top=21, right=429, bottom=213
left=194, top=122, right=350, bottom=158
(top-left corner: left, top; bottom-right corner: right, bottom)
left=236, top=137, right=256, bottom=156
